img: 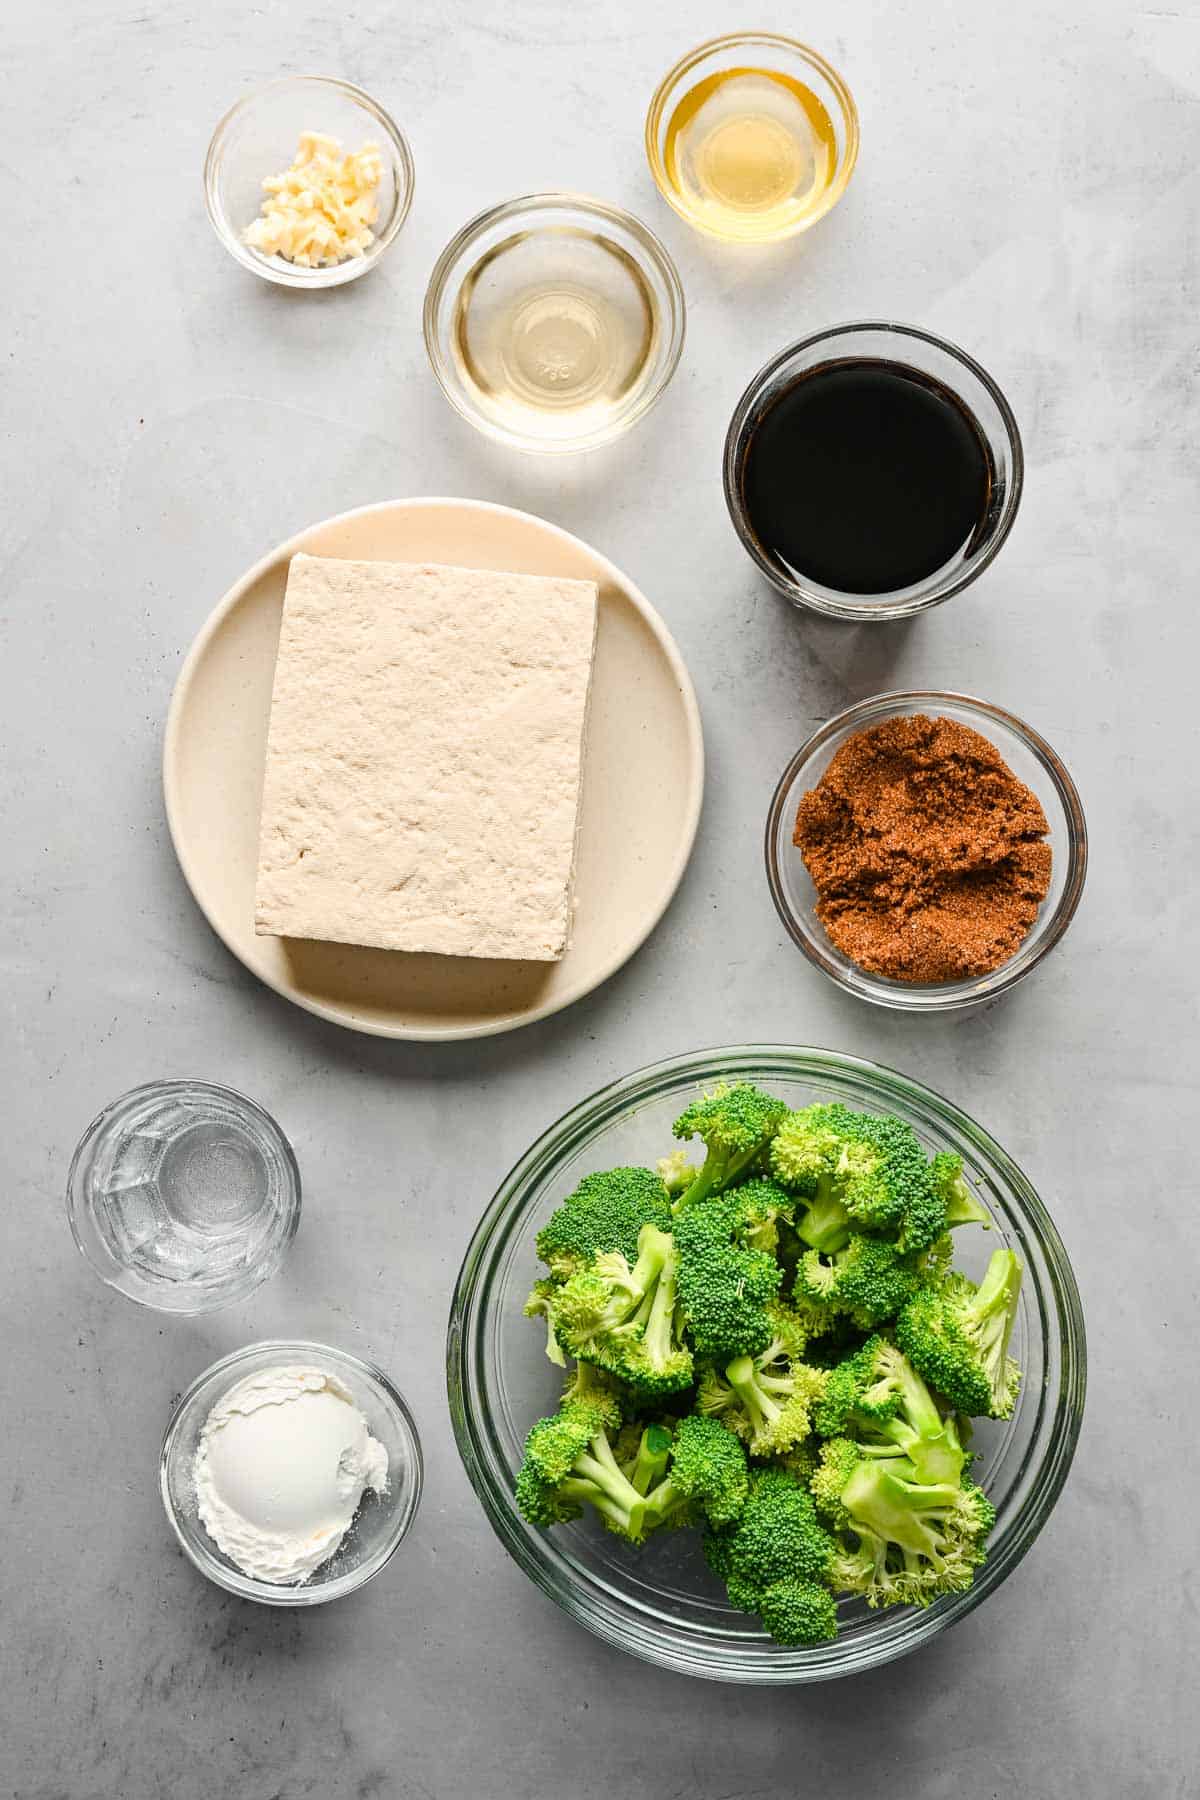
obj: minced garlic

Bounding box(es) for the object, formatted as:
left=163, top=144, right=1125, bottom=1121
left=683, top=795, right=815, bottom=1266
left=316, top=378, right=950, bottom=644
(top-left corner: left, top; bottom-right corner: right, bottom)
left=241, top=131, right=383, bottom=268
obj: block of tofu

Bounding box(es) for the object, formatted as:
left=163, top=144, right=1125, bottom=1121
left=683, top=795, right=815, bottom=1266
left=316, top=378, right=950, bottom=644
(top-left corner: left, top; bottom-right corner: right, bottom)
left=254, top=555, right=598, bottom=960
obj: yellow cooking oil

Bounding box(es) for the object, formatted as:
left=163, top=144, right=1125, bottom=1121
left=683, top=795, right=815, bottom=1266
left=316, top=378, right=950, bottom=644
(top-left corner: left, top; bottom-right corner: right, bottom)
left=663, top=66, right=838, bottom=239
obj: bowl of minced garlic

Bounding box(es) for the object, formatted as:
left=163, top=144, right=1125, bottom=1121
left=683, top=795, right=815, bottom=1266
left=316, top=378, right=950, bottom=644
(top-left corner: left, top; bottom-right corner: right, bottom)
left=205, top=76, right=414, bottom=287
left=766, top=692, right=1087, bottom=1011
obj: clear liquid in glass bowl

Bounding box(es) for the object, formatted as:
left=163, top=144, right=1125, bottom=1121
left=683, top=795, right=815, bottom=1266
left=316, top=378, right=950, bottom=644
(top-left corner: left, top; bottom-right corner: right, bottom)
left=67, top=1080, right=300, bottom=1313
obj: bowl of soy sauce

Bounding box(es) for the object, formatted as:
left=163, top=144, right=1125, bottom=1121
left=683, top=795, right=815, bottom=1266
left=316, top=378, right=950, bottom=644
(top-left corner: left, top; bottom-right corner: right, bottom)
left=723, top=323, right=1023, bottom=620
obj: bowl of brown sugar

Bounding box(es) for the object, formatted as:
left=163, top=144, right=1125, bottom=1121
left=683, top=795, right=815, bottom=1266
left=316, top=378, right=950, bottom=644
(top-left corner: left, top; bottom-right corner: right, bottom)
left=766, top=692, right=1088, bottom=1011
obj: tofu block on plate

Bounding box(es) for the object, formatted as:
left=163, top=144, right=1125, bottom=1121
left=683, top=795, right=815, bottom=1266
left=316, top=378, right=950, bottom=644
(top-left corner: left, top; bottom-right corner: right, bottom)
left=254, top=554, right=598, bottom=961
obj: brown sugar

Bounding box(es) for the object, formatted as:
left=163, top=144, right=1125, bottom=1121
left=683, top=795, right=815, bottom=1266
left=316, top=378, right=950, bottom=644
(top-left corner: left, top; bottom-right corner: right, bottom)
left=793, top=714, right=1052, bottom=983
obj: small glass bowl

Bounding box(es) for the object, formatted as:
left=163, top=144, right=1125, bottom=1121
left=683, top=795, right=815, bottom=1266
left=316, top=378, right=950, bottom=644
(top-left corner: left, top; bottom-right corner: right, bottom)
left=204, top=76, right=414, bottom=288
left=447, top=1046, right=1086, bottom=1682
left=724, top=323, right=1024, bottom=620
left=766, top=692, right=1088, bottom=1012
left=161, top=1341, right=423, bottom=1606
left=423, top=192, right=686, bottom=454
left=66, top=1080, right=301, bottom=1314
left=645, top=33, right=859, bottom=243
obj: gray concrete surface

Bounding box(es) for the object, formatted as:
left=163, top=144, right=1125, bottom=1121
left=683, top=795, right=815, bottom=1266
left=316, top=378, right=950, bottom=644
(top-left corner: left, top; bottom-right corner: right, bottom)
left=3, top=2, right=1194, bottom=1795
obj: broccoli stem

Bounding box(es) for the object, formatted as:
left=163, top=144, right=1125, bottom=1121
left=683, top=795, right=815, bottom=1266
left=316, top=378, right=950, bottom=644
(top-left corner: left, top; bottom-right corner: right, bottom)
left=725, top=1354, right=784, bottom=1432
left=942, top=1170, right=992, bottom=1229
left=571, top=1435, right=649, bottom=1531
left=796, top=1175, right=852, bottom=1253
left=626, top=1226, right=673, bottom=1299
left=676, top=1142, right=764, bottom=1211
left=967, top=1249, right=1022, bottom=1384
left=626, top=1426, right=672, bottom=1495
left=842, top=1462, right=961, bottom=1563
left=641, top=1241, right=681, bottom=1365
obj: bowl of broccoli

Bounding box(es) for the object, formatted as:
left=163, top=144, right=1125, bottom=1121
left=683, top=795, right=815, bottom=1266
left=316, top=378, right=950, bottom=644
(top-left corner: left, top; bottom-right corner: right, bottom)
left=446, top=1046, right=1085, bottom=1682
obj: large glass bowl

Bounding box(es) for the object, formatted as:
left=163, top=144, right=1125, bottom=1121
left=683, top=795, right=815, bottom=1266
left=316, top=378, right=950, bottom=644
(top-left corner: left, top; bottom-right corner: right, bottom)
left=447, top=1046, right=1085, bottom=1683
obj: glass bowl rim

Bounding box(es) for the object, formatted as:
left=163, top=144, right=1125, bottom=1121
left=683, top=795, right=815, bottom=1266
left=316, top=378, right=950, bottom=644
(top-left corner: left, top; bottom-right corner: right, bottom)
left=446, top=1042, right=1087, bottom=1682
left=722, top=321, right=1025, bottom=619
left=65, top=1077, right=302, bottom=1313
left=644, top=31, right=861, bottom=241
left=203, top=74, right=415, bottom=289
left=421, top=189, right=687, bottom=455
left=765, top=690, right=1088, bottom=1012
left=160, top=1337, right=424, bottom=1605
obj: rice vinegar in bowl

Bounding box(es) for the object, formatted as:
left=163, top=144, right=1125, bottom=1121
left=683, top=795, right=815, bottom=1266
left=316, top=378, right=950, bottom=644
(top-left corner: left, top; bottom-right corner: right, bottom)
left=424, top=194, right=686, bottom=453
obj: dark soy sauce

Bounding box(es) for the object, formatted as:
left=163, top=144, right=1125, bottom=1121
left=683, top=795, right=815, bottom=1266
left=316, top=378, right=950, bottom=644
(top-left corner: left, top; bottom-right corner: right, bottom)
left=740, top=359, right=994, bottom=595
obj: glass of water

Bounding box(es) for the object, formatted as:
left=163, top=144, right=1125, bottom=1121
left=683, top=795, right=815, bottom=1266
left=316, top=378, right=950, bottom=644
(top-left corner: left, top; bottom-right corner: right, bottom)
left=67, top=1081, right=301, bottom=1313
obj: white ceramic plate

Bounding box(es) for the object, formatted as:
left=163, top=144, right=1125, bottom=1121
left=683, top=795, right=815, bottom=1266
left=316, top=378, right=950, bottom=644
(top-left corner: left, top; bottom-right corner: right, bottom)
left=163, top=498, right=704, bottom=1040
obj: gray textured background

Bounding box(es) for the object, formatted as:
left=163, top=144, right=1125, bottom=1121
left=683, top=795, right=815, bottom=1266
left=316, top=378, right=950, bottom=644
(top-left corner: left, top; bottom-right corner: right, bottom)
left=4, top=2, right=1195, bottom=1795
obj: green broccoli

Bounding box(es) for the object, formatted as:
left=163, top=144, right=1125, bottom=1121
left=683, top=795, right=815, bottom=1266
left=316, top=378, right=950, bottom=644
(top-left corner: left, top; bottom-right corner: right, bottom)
left=777, top=1437, right=822, bottom=1485
left=534, top=1166, right=672, bottom=1282
left=812, top=1438, right=996, bottom=1608
left=641, top=1414, right=750, bottom=1528
left=771, top=1104, right=947, bottom=1255
left=515, top=1374, right=651, bottom=1541
left=522, top=1277, right=566, bottom=1366
left=671, top=1082, right=789, bottom=1207
left=795, top=1234, right=923, bottom=1328
left=656, top=1149, right=699, bottom=1198
left=619, top=1422, right=674, bottom=1495
left=814, top=1337, right=966, bottom=1486
left=928, top=1151, right=993, bottom=1229
left=697, top=1301, right=828, bottom=1457
left=896, top=1247, right=1023, bottom=1419
left=757, top=1578, right=839, bottom=1646
left=704, top=1467, right=837, bottom=1643
left=726, top=1176, right=795, bottom=1255
left=550, top=1224, right=694, bottom=1396
left=674, top=1192, right=782, bottom=1361
left=516, top=1087, right=1018, bottom=1646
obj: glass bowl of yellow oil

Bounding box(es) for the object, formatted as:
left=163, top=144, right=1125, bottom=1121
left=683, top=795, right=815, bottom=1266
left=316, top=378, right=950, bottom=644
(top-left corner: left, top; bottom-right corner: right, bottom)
left=423, top=193, right=686, bottom=454
left=646, top=32, right=859, bottom=244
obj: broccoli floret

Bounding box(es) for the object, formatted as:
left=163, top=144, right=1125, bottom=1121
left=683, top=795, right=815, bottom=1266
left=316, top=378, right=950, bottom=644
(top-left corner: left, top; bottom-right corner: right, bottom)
left=809, top=1437, right=864, bottom=1530
left=656, top=1149, right=699, bottom=1198
left=795, top=1234, right=922, bottom=1328
left=777, top=1437, right=821, bottom=1485
left=928, top=1151, right=993, bottom=1229
left=704, top=1467, right=836, bottom=1640
left=769, top=1104, right=856, bottom=1250
left=534, top=1167, right=672, bottom=1282
left=515, top=1379, right=652, bottom=1541
left=550, top=1224, right=694, bottom=1396
left=671, top=1082, right=789, bottom=1207
left=642, top=1414, right=750, bottom=1528
left=896, top=1248, right=1023, bottom=1419
left=697, top=1303, right=828, bottom=1458
left=726, top=1176, right=795, bottom=1255
left=674, top=1193, right=782, bottom=1361
left=771, top=1104, right=947, bottom=1256
left=815, top=1337, right=966, bottom=1486
left=523, top=1277, right=566, bottom=1366
left=814, top=1440, right=996, bottom=1607
left=758, top=1578, right=839, bottom=1646
left=619, top=1422, right=674, bottom=1496
left=769, top=1103, right=850, bottom=1193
